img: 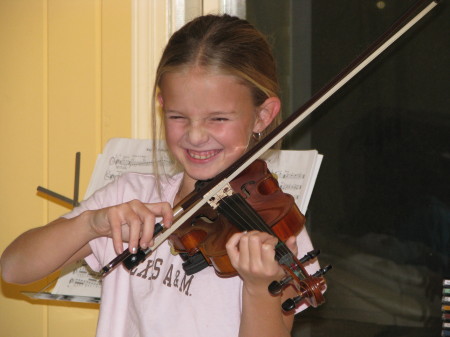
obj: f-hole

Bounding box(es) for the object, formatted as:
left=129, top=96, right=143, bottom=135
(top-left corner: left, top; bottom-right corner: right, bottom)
left=241, top=180, right=256, bottom=198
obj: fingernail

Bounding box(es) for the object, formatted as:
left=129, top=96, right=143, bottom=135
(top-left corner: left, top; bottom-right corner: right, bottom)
left=131, top=247, right=137, bottom=253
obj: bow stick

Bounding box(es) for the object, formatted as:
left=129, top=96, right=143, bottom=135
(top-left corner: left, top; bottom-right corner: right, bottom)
left=101, top=0, right=440, bottom=276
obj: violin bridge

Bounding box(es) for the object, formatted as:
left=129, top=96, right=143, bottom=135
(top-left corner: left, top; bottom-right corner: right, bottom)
left=207, top=183, right=234, bottom=209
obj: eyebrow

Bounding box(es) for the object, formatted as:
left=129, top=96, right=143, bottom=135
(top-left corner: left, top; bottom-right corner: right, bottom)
left=163, top=109, right=237, bottom=116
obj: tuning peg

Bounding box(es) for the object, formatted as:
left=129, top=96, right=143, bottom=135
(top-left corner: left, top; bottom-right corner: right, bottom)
left=282, top=295, right=304, bottom=312
left=312, top=264, right=332, bottom=277
left=299, top=249, right=321, bottom=263
left=268, top=275, right=293, bottom=295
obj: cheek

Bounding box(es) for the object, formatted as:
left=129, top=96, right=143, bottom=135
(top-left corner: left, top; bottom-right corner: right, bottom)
left=213, top=124, right=252, bottom=148
left=164, top=122, right=182, bottom=146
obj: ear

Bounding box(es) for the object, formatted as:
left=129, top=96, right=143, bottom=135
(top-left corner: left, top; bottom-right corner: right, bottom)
left=253, top=97, right=281, bottom=133
left=157, top=93, right=164, bottom=108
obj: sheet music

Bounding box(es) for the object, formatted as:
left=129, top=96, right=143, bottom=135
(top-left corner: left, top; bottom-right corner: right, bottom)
left=47, top=138, right=322, bottom=301
left=23, top=259, right=102, bottom=303
left=85, top=138, right=173, bottom=198
left=264, top=149, right=323, bottom=214
left=51, top=260, right=102, bottom=298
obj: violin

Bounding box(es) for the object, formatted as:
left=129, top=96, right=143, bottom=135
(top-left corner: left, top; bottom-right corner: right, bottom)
left=100, top=0, right=439, bottom=312
left=171, top=159, right=307, bottom=278
left=169, top=159, right=329, bottom=311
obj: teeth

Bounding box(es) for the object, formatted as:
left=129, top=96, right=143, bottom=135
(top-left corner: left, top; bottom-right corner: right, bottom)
left=188, top=150, right=218, bottom=160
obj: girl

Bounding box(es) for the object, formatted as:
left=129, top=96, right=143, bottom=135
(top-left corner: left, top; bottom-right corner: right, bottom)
left=1, top=14, right=320, bottom=337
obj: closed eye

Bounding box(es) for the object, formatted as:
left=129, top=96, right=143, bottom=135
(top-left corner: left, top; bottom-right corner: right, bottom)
left=211, top=117, right=229, bottom=122
left=166, top=113, right=185, bottom=120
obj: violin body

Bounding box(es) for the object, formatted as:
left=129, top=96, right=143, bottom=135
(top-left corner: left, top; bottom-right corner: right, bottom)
left=168, top=159, right=328, bottom=310
left=168, top=159, right=305, bottom=277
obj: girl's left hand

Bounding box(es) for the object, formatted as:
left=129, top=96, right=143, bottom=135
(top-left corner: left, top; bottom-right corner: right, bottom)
left=225, top=231, right=298, bottom=292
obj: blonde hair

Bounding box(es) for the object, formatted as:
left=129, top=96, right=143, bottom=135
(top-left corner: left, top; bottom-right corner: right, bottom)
left=150, top=14, right=282, bottom=190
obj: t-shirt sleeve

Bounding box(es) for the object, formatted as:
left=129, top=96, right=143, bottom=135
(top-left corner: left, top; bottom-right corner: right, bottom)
left=61, top=178, right=121, bottom=272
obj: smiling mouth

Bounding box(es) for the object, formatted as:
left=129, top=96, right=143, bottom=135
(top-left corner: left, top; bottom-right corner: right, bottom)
left=187, top=149, right=222, bottom=160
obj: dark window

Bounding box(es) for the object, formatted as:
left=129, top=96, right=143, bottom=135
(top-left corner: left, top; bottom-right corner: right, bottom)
left=247, top=1, right=449, bottom=336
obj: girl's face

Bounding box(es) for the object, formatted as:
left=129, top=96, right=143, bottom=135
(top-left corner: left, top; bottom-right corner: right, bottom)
left=159, top=68, right=278, bottom=191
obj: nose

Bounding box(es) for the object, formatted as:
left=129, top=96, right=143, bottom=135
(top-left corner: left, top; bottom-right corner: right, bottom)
left=186, top=120, right=209, bottom=146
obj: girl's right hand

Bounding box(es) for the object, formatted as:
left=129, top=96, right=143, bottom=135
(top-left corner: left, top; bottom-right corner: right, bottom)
left=89, top=200, right=173, bottom=254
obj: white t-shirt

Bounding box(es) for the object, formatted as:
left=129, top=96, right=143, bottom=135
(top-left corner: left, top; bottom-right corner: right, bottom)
left=64, top=172, right=320, bottom=337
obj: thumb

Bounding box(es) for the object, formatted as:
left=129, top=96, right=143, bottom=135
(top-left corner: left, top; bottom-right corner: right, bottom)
left=285, top=236, right=298, bottom=256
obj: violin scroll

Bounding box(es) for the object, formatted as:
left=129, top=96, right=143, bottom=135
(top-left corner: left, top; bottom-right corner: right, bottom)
left=268, top=249, right=321, bottom=295
left=279, top=262, right=332, bottom=313
left=269, top=248, right=331, bottom=312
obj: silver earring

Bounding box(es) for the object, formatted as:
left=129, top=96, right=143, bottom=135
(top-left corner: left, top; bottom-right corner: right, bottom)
left=252, top=132, right=262, bottom=141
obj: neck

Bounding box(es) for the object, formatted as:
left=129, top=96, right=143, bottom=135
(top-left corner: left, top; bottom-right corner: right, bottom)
left=174, top=173, right=196, bottom=204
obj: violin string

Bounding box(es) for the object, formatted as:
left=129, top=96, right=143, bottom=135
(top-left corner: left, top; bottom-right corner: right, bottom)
left=231, top=195, right=293, bottom=259
left=218, top=194, right=309, bottom=280
left=222, top=195, right=270, bottom=232
left=218, top=193, right=293, bottom=259
left=220, top=197, right=286, bottom=261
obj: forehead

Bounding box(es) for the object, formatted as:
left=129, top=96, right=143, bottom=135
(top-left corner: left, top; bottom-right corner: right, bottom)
left=159, top=68, right=255, bottom=111
left=160, top=66, right=241, bottom=90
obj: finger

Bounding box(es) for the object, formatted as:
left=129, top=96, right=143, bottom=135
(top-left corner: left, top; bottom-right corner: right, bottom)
left=225, top=231, right=247, bottom=267
left=260, top=236, right=278, bottom=265
left=138, top=201, right=173, bottom=249
left=124, top=208, right=144, bottom=254
left=246, top=232, right=264, bottom=269
left=138, top=208, right=155, bottom=249
left=247, top=232, right=279, bottom=275
left=247, top=232, right=277, bottom=269
left=284, top=236, right=298, bottom=256
left=142, top=202, right=173, bottom=248
left=107, top=210, right=125, bottom=254
left=144, top=202, right=174, bottom=228
left=236, top=230, right=267, bottom=271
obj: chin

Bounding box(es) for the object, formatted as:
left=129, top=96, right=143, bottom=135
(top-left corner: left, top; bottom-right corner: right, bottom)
left=182, top=160, right=226, bottom=180
left=184, top=165, right=224, bottom=182
left=188, top=171, right=216, bottom=182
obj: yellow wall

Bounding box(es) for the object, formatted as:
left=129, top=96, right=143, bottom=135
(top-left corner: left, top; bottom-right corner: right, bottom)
left=0, top=0, right=131, bottom=336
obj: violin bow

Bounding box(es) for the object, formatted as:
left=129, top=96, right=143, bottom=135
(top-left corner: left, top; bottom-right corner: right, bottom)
left=101, top=0, right=440, bottom=275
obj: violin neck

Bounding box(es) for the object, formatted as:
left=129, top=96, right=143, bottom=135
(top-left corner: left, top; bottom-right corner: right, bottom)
left=216, top=193, right=308, bottom=279
left=216, top=193, right=277, bottom=235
